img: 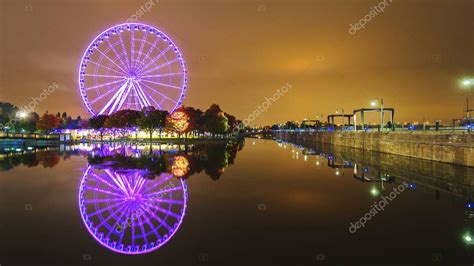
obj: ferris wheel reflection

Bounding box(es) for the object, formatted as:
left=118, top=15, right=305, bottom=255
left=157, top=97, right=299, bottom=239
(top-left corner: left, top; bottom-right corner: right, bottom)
left=78, top=165, right=187, bottom=254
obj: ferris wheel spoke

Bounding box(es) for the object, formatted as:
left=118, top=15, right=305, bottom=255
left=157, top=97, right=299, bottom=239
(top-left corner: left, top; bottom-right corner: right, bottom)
left=118, top=31, right=131, bottom=70
left=138, top=205, right=162, bottom=239
left=97, top=80, right=129, bottom=115
left=140, top=78, right=183, bottom=90
left=106, top=169, right=130, bottom=194
left=91, top=172, right=126, bottom=194
left=89, top=88, right=117, bottom=104
left=105, top=169, right=134, bottom=195
left=95, top=47, right=128, bottom=74
left=114, top=82, right=134, bottom=113
left=135, top=214, right=149, bottom=245
left=97, top=202, right=129, bottom=228
left=137, top=46, right=173, bottom=75
left=106, top=38, right=129, bottom=72
left=140, top=173, right=175, bottom=194
left=138, top=82, right=176, bottom=106
left=134, top=32, right=148, bottom=72
left=83, top=185, right=125, bottom=198
left=132, top=83, right=147, bottom=109
left=147, top=198, right=185, bottom=205
left=145, top=186, right=181, bottom=197
left=135, top=35, right=161, bottom=72
left=85, top=78, right=126, bottom=91
left=140, top=204, right=173, bottom=231
left=134, top=82, right=152, bottom=107
left=139, top=57, right=179, bottom=76
left=140, top=72, right=182, bottom=79
left=84, top=74, right=125, bottom=79
left=107, top=206, right=129, bottom=238
left=141, top=173, right=175, bottom=194
left=88, top=60, right=126, bottom=76
left=145, top=203, right=181, bottom=221
left=88, top=199, right=128, bottom=218
left=130, top=29, right=135, bottom=71
left=83, top=197, right=124, bottom=204
left=135, top=82, right=163, bottom=110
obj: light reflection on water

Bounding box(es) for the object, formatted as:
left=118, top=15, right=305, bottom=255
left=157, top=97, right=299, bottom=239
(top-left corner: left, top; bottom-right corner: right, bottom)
left=0, top=139, right=473, bottom=264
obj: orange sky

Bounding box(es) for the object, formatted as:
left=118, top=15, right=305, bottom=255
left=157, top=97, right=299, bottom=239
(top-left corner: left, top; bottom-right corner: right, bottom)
left=0, top=0, right=473, bottom=126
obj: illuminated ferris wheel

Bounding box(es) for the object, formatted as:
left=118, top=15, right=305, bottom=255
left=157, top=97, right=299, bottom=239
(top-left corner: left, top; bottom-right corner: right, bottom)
left=78, top=23, right=187, bottom=115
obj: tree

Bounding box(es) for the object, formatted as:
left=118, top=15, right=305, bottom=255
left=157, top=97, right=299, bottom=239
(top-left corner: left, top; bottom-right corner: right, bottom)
left=166, top=106, right=190, bottom=138
left=18, top=112, right=39, bottom=132
left=185, top=106, right=203, bottom=137
left=89, top=115, right=109, bottom=141
left=225, top=112, right=237, bottom=135
left=137, top=107, right=168, bottom=142
left=0, top=102, right=19, bottom=131
left=36, top=113, right=60, bottom=132
left=204, top=104, right=229, bottom=137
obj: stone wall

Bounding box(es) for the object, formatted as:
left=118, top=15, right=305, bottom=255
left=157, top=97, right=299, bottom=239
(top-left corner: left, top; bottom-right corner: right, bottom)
left=273, top=131, right=474, bottom=167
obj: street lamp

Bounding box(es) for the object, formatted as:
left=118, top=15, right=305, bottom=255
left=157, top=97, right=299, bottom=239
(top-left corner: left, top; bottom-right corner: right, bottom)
left=16, top=111, right=27, bottom=118
left=371, top=98, right=384, bottom=130
left=460, top=78, right=474, bottom=119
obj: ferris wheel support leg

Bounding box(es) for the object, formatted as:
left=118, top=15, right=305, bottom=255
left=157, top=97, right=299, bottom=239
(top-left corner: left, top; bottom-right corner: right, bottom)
left=98, top=80, right=129, bottom=115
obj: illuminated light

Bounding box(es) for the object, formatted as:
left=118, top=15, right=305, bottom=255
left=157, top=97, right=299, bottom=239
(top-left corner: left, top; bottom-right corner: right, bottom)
left=316, top=161, right=320, bottom=166
left=304, top=155, right=308, bottom=161
left=27, top=147, right=33, bottom=150
left=15, top=148, right=22, bottom=152
left=370, top=187, right=380, bottom=197
left=462, top=79, right=473, bottom=87
left=16, top=111, right=27, bottom=118
left=464, top=233, right=473, bottom=244
left=335, top=170, right=340, bottom=176
left=409, top=182, right=415, bottom=189
left=371, top=101, right=377, bottom=107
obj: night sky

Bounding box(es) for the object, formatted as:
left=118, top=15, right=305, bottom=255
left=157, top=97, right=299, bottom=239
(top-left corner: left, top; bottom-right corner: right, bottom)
left=0, top=0, right=472, bottom=126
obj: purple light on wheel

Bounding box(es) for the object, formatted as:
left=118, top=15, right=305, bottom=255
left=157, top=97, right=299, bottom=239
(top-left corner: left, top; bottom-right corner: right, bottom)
left=78, top=23, right=187, bottom=115
left=78, top=166, right=187, bottom=255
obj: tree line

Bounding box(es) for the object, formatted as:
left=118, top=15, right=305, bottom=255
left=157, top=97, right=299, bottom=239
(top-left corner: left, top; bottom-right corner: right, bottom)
left=0, top=102, right=242, bottom=139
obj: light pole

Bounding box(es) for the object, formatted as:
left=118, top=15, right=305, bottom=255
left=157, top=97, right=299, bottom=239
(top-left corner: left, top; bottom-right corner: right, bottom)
left=371, top=98, right=384, bottom=131
left=461, top=78, right=474, bottom=119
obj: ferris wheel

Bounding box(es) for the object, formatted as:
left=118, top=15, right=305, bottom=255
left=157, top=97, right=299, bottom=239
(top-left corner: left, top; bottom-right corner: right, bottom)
left=78, top=23, right=187, bottom=115
left=78, top=166, right=187, bottom=254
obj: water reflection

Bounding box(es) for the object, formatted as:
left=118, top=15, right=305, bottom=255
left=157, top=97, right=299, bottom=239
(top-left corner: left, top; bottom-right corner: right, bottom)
left=274, top=137, right=474, bottom=248
left=79, top=166, right=187, bottom=254
left=0, top=140, right=245, bottom=181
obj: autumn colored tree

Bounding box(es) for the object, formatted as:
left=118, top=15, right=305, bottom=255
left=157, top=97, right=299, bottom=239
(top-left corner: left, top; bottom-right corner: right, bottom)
left=166, top=106, right=190, bottom=138
left=36, top=113, right=60, bottom=132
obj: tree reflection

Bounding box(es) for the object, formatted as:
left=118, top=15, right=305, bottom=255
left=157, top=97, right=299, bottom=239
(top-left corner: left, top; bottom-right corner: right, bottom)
left=86, top=139, right=245, bottom=180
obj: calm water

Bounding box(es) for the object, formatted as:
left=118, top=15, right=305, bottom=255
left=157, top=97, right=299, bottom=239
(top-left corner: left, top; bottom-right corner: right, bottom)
left=1, top=138, right=473, bottom=266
